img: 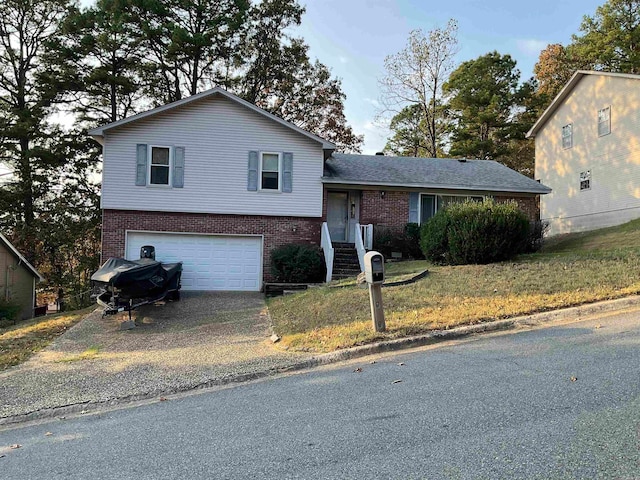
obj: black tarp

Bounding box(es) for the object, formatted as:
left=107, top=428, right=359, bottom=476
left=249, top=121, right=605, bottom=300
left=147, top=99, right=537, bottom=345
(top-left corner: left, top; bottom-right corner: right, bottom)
left=91, top=257, right=182, bottom=299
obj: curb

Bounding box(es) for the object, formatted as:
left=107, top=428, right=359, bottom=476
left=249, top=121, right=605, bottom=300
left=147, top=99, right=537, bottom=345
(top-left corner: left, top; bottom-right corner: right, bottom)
left=2, top=294, right=640, bottom=428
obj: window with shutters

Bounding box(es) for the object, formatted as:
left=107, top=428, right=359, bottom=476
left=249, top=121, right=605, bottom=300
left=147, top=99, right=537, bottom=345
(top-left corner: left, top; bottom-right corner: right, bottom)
left=149, top=146, right=172, bottom=186
left=418, top=193, right=484, bottom=224
left=260, top=152, right=281, bottom=190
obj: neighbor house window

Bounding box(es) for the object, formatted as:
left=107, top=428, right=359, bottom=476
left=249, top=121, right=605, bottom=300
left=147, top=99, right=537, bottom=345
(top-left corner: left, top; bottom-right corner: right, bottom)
left=598, top=106, right=611, bottom=136
left=437, top=195, right=483, bottom=211
left=260, top=152, right=281, bottom=190
left=580, top=170, right=591, bottom=191
left=149, top=146, right=171, bottom=185
left=562, top=124, right=573, bottom=149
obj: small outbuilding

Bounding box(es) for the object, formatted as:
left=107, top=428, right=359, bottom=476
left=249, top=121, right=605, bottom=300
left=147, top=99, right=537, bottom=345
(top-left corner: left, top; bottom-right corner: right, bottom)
left=0, top=233, right=44, bottom=320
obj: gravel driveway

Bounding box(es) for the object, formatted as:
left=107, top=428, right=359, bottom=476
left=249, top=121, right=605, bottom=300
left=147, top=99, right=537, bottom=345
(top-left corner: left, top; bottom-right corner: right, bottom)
left=0, top=292, right=310, bottom=421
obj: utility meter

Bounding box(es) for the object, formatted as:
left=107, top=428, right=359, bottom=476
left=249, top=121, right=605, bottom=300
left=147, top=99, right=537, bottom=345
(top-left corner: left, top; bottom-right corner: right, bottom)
left=364, top=251, right=385, bottom=284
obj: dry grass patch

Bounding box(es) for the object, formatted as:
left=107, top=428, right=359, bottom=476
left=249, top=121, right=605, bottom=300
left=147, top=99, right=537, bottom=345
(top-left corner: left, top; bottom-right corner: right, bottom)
left=0, top=307, right=94, bottom=370
left=269, top=252, right=640, bottom=352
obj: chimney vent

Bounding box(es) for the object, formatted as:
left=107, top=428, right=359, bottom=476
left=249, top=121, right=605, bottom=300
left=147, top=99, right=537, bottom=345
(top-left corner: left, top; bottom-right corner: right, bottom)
left=375, top=151, right=385, bottom=156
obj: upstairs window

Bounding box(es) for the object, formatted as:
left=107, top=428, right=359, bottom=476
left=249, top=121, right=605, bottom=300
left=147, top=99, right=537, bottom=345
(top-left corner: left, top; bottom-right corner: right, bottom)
left=580, top=170, right=591, bottom=191
left=562, top=124, right=573, bottom=149
left=598, top=106, right=611, bottom=136
left=260, top=152, right=281, bottom=190
left=150, top=146, right=171, bottom=185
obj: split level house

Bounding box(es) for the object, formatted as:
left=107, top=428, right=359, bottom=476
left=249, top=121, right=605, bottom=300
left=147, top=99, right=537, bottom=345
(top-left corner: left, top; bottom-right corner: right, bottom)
left=89, top=87, right=550, bottom=292
left=0, top=233, right=43, bottom=320
left=528, top=70, right=640, bottom=235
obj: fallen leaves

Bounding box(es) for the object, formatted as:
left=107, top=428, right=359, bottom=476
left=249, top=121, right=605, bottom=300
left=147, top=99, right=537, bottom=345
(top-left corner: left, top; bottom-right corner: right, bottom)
left=45, top=432, right=53, bottom=437
left=392, top=379, right=402, bottom=384
left=570, top=376, right=578, bottom=382
left=353, top=368, right=362, bottom=373
left=9, top=444, right=21, bottom=449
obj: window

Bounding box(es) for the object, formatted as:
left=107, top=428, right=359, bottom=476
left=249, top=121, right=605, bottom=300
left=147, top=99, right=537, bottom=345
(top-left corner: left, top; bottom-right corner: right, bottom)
left=598, top=106, right=611, bottom=136
left=562, top=124, right=573, bottom=149
left=419, top=194, right=484, bottom=224
left=149, top=146, right=171, bottom=185
left=260, top=152, right=281, bottom=190
left=580, top=170, right=591, bottom=191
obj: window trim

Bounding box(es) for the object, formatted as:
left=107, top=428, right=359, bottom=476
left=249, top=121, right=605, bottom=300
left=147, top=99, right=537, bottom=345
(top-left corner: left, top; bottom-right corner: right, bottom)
left=148, top=145, right=173, bottom=187
left=562, top=123, right=573, bottom=149
left=259, top=151, right=282, bottom=192
left=418, top=193, right=485, bottom=225
left=598, top=106, right=611, bottom=137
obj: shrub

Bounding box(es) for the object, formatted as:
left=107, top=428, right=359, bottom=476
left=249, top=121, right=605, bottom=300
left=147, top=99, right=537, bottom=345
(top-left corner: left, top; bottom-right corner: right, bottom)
left=270, top=243, right=326, bottom=283
left=0, top=299, right=21, bottom=326
left=373, top=224, right=424, bottom=260
left=420, top=199, right=531, bottom=265
left=525, top=220, right=549, bottom=253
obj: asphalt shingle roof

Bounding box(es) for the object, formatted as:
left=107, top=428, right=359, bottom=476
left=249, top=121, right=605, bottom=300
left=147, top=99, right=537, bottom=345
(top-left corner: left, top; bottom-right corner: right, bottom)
left=323, top=153, right=551, bottom=195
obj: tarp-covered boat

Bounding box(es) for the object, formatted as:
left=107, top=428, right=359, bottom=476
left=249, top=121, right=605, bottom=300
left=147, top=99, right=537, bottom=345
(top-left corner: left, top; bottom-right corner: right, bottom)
left=91, top=252, right=182, bottom=318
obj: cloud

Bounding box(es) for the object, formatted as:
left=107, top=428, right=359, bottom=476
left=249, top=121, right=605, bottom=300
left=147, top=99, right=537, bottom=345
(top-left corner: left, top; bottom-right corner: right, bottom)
left=363, top=97, right=381, bottom=108
left=338, top=55, right=349, bottom=64
left=516, top=39, right=549, bottom=57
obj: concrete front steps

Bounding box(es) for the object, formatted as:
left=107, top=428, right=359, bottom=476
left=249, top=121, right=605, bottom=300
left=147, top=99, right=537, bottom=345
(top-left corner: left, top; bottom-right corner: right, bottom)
left=332, top=242, right=361, bottom=279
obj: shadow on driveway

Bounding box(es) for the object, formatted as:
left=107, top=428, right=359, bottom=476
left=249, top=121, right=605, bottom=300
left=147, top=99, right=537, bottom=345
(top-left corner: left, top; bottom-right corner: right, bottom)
left=0, top=292, right=309, bottom=420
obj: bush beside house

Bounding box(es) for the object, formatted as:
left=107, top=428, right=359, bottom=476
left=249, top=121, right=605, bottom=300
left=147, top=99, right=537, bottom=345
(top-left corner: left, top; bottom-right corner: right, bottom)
left=270, top=244, right=326, bottom=283
left=421, top=199, right=531, bottom=265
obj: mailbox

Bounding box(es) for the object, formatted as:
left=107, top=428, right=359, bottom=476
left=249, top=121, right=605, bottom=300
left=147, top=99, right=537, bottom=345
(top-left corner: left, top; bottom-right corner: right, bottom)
left=364, top=251, right=385, bottom=284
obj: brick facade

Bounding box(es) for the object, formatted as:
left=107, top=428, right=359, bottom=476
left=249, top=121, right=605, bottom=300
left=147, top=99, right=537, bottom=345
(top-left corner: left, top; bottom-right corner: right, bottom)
left=102, top=210, right=322, bottom=282
left=359, top=190, right=410, bottom=232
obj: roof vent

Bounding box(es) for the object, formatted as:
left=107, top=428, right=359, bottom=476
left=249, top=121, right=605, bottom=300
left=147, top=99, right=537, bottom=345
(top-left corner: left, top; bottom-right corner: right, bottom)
left=375, top=151, right=385, bottom=156
left=458, top=157, right=467, bottom=163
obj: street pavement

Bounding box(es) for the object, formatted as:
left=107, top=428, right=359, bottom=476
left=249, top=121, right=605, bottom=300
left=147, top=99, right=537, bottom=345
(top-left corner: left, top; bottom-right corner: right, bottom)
left=1, top=307, right=640, bottom=479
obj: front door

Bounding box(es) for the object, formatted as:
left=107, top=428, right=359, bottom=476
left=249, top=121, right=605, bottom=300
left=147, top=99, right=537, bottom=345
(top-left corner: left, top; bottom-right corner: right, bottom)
left=327, top=192, right=349, bottom=242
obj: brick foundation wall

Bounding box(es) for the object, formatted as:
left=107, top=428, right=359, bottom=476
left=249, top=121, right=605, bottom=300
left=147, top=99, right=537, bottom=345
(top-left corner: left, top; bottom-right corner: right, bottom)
left=359, top=190, right=410, bottom=232
left=102, top=210, right=322, bottom=283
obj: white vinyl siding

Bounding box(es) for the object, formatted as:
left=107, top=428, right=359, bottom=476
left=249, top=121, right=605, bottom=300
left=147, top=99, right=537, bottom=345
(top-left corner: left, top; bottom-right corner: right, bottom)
left=101, top=95, right=323, bottom=217
left=535, top=75, right=640, bottom=235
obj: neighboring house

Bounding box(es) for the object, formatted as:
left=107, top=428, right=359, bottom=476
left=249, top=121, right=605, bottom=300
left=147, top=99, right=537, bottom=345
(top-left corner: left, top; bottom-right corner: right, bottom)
left=89, top=87, right=550, bottom=291
left=0, top=233, right=44, bottom=320
left=528, top=70, right=640, bottom=235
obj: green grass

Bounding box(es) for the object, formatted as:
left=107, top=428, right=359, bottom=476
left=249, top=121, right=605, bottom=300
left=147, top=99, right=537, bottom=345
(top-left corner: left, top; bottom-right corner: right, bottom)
left=268, top=219, right=640, bottom=352
left=0, top=307, right=94, bottom=370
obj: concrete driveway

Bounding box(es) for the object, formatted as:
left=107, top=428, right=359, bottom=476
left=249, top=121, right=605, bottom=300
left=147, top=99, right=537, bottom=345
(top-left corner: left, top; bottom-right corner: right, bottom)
left=0, top=292, right=310, bottom=422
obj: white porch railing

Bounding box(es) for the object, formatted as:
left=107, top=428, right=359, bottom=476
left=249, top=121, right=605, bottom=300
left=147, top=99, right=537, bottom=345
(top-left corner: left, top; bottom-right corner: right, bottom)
left=355, top=223, right=374, bottom=272
left=321, top=222, right=334, bottom=283
left=360, top=223, right=373, bottom=250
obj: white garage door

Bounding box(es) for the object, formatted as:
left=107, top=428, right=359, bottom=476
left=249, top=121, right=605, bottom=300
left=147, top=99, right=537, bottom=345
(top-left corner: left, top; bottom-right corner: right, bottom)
left=126, top=232, right=262, bottom=291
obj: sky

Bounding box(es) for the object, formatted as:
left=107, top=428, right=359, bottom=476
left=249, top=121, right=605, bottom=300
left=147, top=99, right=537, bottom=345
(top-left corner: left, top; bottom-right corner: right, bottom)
left=293, top=0, right=605, bottom=153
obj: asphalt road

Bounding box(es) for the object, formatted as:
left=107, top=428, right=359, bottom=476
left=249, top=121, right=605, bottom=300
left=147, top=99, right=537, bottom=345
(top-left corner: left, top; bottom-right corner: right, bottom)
left=2, top=308, right=640, bottom=479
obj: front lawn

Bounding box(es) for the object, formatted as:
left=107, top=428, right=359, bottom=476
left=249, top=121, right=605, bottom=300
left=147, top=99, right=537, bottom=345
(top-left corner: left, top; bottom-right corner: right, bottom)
left=0, top=307, right=94, bottom=370
left=268, top=219, right=640, bottom=352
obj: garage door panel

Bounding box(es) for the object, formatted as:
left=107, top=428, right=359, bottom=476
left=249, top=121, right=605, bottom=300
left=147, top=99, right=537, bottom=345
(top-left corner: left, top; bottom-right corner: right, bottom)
left=126, top=232, right=262, bottom=291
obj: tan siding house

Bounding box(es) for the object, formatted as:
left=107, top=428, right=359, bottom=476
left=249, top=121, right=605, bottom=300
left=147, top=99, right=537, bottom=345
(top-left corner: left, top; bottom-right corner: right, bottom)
left=528, top=71, right=640, bottom=235
left=0, top=233, right=43, bottom=320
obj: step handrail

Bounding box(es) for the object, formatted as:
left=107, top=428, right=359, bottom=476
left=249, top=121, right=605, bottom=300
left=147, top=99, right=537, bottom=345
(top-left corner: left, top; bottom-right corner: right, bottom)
left=354, top=223, right=369, bottom=272
left=321, top=222, right=334, bottom=283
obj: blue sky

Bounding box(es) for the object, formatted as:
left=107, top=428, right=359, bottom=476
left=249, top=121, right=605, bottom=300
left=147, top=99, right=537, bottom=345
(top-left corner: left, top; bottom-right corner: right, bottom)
left=294, top=0, right=605, bottom=153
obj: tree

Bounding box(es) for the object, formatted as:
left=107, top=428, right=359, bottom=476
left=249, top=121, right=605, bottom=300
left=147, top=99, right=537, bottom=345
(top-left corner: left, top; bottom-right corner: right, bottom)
left=533, top=43, right=580, bottom=100
left=384, top=103, right=451, bottom=157
left=48, top=0, right=145, bottom=125
left=0, top=0, right=71, bottom=261
left=132, top=0, right=250, bottom=104
left=572, top=0, right=640, bottom=73
left=444, top=51, right=521, bottom=162
left=379, top=20, right=459, bottom=158
left=238, top=0, right=362, bottom=152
